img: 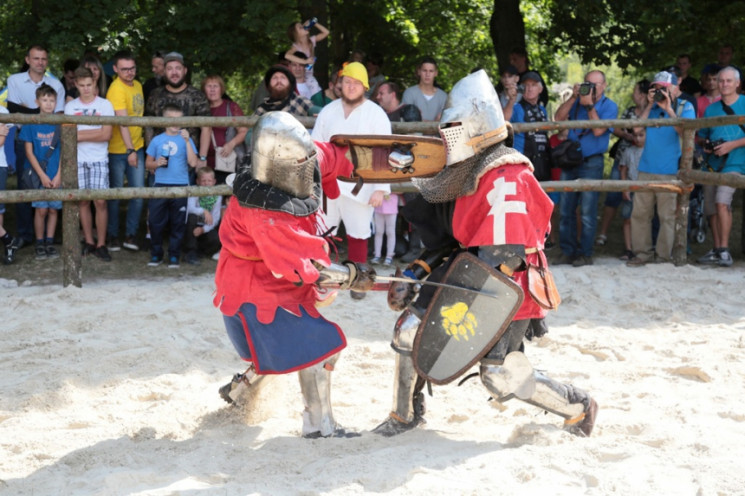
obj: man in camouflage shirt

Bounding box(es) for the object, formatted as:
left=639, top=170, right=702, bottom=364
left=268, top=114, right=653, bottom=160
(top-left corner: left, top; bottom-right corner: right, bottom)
left=145, top=52, right=211, bottom=167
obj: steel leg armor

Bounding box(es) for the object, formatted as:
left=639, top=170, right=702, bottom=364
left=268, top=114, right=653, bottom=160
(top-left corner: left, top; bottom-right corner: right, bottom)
left=298, top=353, right=346, bottom=438
left=480, top=351, right=598, bottom=436
left=373, top=309, right=427, bottom=436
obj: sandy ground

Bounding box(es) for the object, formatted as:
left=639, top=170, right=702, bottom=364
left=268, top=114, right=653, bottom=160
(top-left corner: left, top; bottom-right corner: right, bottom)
left=2, top=256, right=745, bottom=495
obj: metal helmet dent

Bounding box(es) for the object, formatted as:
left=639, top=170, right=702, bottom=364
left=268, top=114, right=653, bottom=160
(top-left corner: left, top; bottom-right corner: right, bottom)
left=438, top=69, right=508, bottom=166
left=251, top=111, right=318, bottom=198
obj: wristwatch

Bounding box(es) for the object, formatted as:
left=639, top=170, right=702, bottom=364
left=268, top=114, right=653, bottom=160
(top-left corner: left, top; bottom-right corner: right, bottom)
left=126, top=148, right=135, bottom=155
left=199, top=155, right=207, bottom=161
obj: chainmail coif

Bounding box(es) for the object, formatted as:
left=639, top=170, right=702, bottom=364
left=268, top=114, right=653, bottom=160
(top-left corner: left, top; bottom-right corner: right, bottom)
left=413, top=143, right=533, bottom=203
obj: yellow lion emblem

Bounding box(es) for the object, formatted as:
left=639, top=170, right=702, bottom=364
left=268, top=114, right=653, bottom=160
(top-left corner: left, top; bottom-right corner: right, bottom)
left=440, top=302, right=478, bottom=341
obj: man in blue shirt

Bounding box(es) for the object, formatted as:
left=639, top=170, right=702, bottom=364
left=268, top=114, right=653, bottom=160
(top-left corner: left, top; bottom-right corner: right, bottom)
left=554, top=70, right=618, bottom=267
left=696, top=66, right=745, bottom=267
left=628, top=71, right=696, bottom=266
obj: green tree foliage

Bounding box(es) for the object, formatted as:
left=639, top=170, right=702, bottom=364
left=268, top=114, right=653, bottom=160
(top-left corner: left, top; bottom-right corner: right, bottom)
left=542, top=0, right=745, bottom=73
left=0, top=0, right=498, bottom=94
left=0, top=0, right=296, bottom=80
left=2, top=0, right=741, bottom=106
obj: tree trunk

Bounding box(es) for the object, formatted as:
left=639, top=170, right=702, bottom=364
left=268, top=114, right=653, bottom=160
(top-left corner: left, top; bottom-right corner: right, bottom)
left=490, top=0, right=526, bottom=73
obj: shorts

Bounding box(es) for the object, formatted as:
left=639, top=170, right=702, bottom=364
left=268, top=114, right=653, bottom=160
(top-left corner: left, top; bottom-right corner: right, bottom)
left=32, top=186, right=63, bottom=210
left=620, top=197, right=633, bottom=219
left=78, top=161, right=109, bottom=190
left=715, top=173, right=741, bottom=207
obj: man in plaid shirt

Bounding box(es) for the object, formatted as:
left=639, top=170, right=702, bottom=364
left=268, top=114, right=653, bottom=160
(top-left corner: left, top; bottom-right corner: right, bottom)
left=254, top=65, right=313, bottom=117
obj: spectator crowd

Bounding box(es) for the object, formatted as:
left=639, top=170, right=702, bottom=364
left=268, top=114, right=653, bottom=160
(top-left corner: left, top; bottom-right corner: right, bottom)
left=1, top=34, right=744, bottom=272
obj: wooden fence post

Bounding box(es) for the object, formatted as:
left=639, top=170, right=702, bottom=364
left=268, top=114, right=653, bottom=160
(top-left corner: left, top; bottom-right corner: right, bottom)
left=61, top=124, right=81, bottom=288
left=673, top=128, right=696, bottom=266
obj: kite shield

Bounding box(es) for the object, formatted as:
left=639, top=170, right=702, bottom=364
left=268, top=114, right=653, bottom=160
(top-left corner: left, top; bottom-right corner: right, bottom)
left=412, top=252, right=524, bottom=385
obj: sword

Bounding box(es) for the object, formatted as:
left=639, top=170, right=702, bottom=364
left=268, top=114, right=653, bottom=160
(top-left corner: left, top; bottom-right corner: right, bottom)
left=371, top=275, right=501, bottom=299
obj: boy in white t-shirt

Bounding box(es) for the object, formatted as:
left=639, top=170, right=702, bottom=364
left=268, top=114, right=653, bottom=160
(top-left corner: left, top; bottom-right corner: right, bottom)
left=65, top=67, right=115, bottom=261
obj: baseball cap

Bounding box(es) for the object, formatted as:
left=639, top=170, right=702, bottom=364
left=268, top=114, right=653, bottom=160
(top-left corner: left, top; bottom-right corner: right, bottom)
left=520, top=71, right=542, bottom=83
left=163, top=52, right=185, bottom=66
left=340, top=62, right=369, bottom=90
left=652, top=71, right=677, bottom=87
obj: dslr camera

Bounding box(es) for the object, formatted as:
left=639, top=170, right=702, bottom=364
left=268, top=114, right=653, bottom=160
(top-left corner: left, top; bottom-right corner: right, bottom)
left=578, top=82, right=596, bottom=97
left=653, top=88, right=668, bottom=103
left=704, top=138, right=725, bottom=153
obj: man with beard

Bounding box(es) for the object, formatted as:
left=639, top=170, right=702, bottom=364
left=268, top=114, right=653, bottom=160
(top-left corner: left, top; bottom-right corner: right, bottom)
left=311, top=62, right=391, bottom=300
left=145, top=52, right=210, bottom=167
left=254, top=65, right=313, bottom=117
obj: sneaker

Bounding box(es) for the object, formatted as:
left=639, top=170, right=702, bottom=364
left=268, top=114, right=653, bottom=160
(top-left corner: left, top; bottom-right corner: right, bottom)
left=168, top=256, right=180, bottom=269
left=718, top=249, right=733, bottom=267
left=572, top=255, right=593, bottom=267
left=3, top=237, right=19, bottom=265
left=14, top=238, right=31, bottom=250
left=370, top=256, right=381, bottom=264
left=626, top=256, right=646, bottom=267
left=148, top=255, right=163, bottom=267
left=35, top=244, right=47, bottom=261
left=595, top=234, right=607, bottom=246
left=619, top=250, right=634, bottom=261
left=554, top=253, right=575, bottom=265
left=45, top=244, right=60, bottom=259
left=122, top=236, right=139, bottom=251
left=697, top=248, right=720, bottom=264
left=185, top=251, right=201, bottom=265
left=107, top=237, right=122, bottom=252
left=94, top=245, right=112, bottom=262
left=384, top=257, right=393, bottom=266
left=82, top=243, right=96, bottom=256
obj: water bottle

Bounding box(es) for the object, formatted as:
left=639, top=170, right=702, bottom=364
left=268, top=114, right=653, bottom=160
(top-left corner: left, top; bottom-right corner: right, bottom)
left=160, top=144, right=170, bottom=167
left=306, top=56, right=317, bottom=72
left=303, top=17, right=317, bottom=30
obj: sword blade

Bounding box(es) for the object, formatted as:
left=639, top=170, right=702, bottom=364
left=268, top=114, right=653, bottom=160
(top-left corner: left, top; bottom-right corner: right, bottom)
left=374, top=275, right=500, bottom=299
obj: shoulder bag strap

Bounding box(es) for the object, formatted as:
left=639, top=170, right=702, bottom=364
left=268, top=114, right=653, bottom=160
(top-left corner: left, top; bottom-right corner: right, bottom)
left=39, top=125, right=60, bottom=170
left=720, top=101, right=745, bottom=136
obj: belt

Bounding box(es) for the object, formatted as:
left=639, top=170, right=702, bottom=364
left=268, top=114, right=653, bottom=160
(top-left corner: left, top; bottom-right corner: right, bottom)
left=227, top=250, right=262, bottom=261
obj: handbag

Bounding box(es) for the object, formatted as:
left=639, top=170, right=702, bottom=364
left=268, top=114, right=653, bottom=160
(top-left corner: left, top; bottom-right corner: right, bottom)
left=212, top=130, right=237, bottom=173
left=211, top=102, right=247, bottom=173
left=550, top=139, right=583, bottom=170
left=22, top=125, right=60, bottom=189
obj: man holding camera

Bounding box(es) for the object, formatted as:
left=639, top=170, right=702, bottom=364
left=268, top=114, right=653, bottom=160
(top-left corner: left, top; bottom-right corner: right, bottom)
left=696, top=66, right=745, bottom=267
left=554, top=70, right=618, bottom=267
left=627, top=71, right=695, bottom=266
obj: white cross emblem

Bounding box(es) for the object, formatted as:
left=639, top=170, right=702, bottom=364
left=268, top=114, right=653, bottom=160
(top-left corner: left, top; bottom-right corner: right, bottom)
left=486, top=177, right=526, bottom=244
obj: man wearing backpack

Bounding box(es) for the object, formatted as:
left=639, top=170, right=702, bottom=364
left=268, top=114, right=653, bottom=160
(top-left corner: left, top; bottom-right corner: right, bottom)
left=510, top=71, right=551, bottom=182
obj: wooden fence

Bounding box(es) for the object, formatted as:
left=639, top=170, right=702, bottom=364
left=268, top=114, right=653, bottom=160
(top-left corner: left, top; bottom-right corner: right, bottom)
left=1, top=112, right=743, bottom=287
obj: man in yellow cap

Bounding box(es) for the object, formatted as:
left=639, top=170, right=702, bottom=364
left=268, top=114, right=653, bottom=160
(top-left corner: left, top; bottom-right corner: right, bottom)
left=311, top=61, right=392, bottom=300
